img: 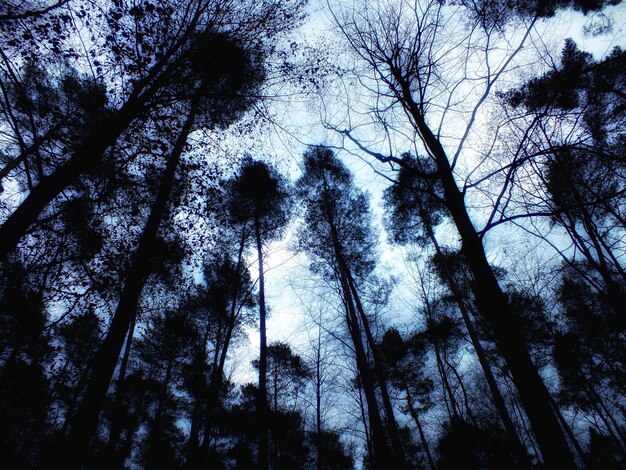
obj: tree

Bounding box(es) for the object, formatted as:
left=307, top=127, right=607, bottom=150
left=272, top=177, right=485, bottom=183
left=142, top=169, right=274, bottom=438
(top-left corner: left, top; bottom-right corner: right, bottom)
left=327, top=1, right=590, bottom=465
left=64, top=31, right=267, bottom=466
left=255, top=342, right=311, bottom=414
left=189, top=253, right=256, bottom=468
left=0, top=261, right=51, bottom=468
left=508, top=40, right=626, bottom=318
left=386, top=162, right=531, bottom=463
left=0, top=0, right=305, bottom=260
left=379, top=328, right=436, bottom=470
left=296, top=146, right=407, bottom=469
left=225, top=157, right=292, bottom=469
left=134, top=309, right=198, bottom=470
left=253, top=342, right=312, bottom=467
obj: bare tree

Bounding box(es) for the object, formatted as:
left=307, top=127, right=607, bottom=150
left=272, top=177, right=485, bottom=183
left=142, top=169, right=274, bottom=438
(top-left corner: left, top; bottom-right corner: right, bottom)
left=325, top=1, right=580, bottom=466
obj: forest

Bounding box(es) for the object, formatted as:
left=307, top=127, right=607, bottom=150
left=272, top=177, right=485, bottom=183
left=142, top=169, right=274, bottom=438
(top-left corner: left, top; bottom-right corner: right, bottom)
left=0, top=0, right=624, bottom=469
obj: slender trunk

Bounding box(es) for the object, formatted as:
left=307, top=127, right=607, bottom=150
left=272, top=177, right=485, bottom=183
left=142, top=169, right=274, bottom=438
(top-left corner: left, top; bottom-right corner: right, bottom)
left=548, top=394, right=589, bottom=467
left=154, top=359, right=173, bottom=424
left=393, top=71, right=577, bottom=468
left=186, top=379, right=204, bottom=470
left=435, top=340, right=460, bottom=420
left=64, top=100, right=199, bottom=468
left=596, top=396, right=626, bottom=449
left=345, top=270, right=407, bottom=468
left=423, top=297, right=460, bottom=421
left=575, top=200, right=626, bottom=316
left=318, top=175, right=394, bottom=468
left=585, top=385, right=626, bottom=450
left=116, top=392, right=147, bottom=467
left=255, top=217, right=269, bottom=470
left=315, top=326, right=322, bottom=470
left=105, top=318, right=136, bottom=460
left=341, top=271, right=389, bottom=469
left=402, top=380, right=436, bottom=470
left=186, top=314, right=213, bottom=467
left=356, top=378, right=373, bottom=464
left=443, top=351, right=477, bottom=426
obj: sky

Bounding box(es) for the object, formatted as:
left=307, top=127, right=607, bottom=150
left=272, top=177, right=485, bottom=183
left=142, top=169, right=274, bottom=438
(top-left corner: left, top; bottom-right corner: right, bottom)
left=224, top=0, right=626, bottom=385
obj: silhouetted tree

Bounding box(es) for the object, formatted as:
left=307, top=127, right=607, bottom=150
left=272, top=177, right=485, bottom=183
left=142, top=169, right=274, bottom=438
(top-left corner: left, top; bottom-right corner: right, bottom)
left=225, top=157, right=292, bottom=469
left=330, top=2, right=581, bottom=464
left=296, top=146, right=407, bottom=468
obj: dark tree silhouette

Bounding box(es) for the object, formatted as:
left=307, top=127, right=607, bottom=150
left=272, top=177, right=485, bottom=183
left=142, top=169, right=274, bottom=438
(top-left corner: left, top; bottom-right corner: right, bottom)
left=329, top=2, right=586, bottom=464
left=225, top=157, right=292, bottom=469
left=296, top=146, right=408, bottom=469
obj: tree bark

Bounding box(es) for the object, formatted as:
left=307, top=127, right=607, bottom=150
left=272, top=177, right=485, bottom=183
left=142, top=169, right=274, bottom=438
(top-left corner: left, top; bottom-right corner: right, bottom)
left=105, top=318, right=136, bottom=463
left=341, top=272, right=390, bottom=469
left=345, top=270, right=408, bottom=468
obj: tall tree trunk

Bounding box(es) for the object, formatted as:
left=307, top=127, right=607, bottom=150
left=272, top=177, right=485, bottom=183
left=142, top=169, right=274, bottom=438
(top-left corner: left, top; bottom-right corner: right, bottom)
left=442, top=351, right=477, bottom=426
left=186, top=312, right=214, bottom=469
left=255, top=216, right=269, bottom=470
left=422, top=293, right=460, bottom=421
left=356, top=377, right=374, bottom=465
left=63, top=99, right=199, bottom=468
left=319, top=174, right=394, bottom=468
left=548, top=394, right=589, bottom=467
left=392, top=71, right=577, bottom=468
left=105, top=318, right=136, bottom=462
left=440, top=167, right=575, bottom=468
left=186, top=371, right=205, bottom=470
left=315, top=327, right=323, bottom=470
left=341, top=279, right=390, bottom=469
left=345, top=270, right=408, bottom=468
left=402, top=379, right=436, bottom=470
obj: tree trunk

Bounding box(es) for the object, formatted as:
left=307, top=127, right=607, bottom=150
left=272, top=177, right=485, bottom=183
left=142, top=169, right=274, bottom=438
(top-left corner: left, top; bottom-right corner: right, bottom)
left=441, top=169, right=576, bottom=468
left=340, top=270, right=390, bottom=469
left=315, top=325, right=323, bottom=470
left=402, top=379, right=436, bottom=470
left=356, top=378, right=374, bottom=464
left=105, top=318, right=136, bottom=462
left=63, top=100, right=199, bottom=468
left=318, top=174, right=393, bottom=468
left=345, top=270, right=408, bottom=468
left=255, top=217, right=269, bottom=470
left=422, top=213, right=530, bottom=464
left=443, top=350, right=477, bottom=426
left=422, top=294, right=460, bottom=421
left=548, top=394, right=589, bottom=467
left=392, top=71, right=577, bottom=468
